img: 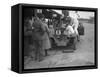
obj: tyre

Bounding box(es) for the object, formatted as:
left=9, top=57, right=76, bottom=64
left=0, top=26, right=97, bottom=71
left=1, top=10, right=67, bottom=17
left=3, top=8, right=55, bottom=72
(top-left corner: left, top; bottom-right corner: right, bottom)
left=50, top=38, right=57, bottom=48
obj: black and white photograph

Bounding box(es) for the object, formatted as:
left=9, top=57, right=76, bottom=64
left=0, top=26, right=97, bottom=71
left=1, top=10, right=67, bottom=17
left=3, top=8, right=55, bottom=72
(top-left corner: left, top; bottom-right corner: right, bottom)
left=23, top=8, right=96, bottom=70
left=11, top=3, right=98, bottom=73
left=0, top=0, right=100, bottom=76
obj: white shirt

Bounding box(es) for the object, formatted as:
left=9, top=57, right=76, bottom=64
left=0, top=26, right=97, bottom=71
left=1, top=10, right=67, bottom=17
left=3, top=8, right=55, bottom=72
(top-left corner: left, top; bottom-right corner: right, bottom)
left=64, top=25, right=74, bottom=35
left=71, top=17, right=79, bottom=29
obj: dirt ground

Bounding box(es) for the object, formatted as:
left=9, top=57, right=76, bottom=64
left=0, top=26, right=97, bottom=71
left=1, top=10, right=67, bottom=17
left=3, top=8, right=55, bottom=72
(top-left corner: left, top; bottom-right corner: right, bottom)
left=24, top=22, right=94, bottom=69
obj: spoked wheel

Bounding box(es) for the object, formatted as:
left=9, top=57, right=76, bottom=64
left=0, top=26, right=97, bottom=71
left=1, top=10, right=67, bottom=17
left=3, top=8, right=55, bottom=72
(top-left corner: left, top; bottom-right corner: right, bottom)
left=50, top=38, right=57, bottom=48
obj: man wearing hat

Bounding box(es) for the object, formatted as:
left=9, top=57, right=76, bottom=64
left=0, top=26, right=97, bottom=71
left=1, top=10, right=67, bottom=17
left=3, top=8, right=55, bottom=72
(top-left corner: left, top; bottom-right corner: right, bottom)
left=32, top=13, right=51, bottom=61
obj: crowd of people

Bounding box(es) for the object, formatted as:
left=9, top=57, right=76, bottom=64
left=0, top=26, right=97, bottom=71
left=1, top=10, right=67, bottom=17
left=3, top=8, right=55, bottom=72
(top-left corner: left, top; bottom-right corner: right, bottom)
left=24, top=12, right=80, bottom=62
